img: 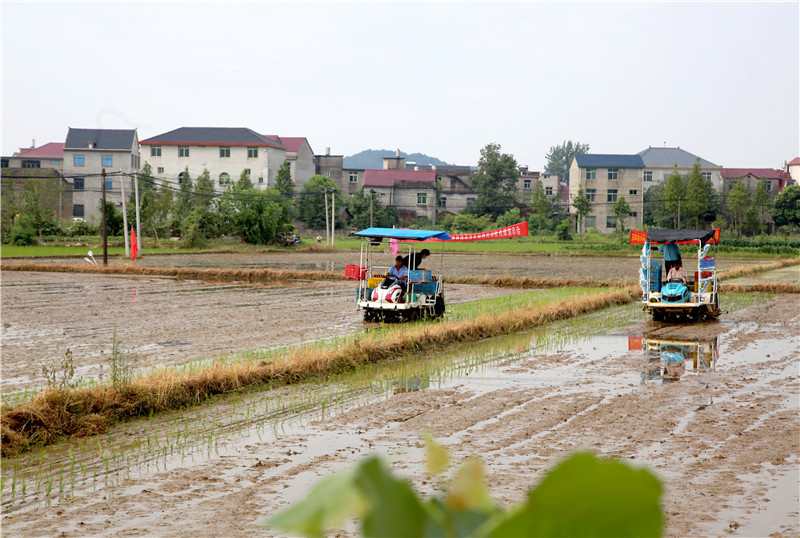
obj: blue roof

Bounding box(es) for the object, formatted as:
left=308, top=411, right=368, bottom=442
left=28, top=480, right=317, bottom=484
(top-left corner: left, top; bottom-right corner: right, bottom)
left=353, top=227, right=452, bottom=241
left=637, top=147, right=718, bottom=167
left=574, top=154, right=644, bottom=168
left=65, top=128, right=137, bottom=150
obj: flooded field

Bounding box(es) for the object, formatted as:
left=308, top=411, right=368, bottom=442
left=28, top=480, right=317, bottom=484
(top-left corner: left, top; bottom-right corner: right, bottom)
left=1, top=252, right=797, bottom=537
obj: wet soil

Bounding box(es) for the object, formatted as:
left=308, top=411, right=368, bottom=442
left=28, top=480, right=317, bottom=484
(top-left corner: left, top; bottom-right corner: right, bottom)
left=2, top=252, right=797, bottom=536
left=0, top=271, right=531, bottom=393
left=2, top=293, right=797, bottom=537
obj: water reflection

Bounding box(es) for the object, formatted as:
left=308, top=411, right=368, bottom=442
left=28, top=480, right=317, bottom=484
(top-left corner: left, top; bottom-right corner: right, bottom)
left=629, top=336, right=718, bottom=384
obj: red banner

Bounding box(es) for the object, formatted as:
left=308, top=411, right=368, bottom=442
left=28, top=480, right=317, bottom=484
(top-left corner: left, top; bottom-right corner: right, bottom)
left=439, top=222, right=529, bottom=242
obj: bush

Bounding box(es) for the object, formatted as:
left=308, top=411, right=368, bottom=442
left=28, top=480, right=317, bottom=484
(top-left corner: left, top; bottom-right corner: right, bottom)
left=8, top=215, right=37, bottom=245
left=556, top=218, right=573, bottom=241
left=65, top=220, right=98, bottom=237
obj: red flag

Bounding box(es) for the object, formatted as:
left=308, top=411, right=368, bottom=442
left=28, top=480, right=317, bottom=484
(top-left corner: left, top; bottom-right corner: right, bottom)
left=131, top=227, right=138, bottom=261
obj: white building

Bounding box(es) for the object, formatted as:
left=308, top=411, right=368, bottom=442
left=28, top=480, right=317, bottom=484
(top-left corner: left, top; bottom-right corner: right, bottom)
left=139, top=127, right=286, bottom=190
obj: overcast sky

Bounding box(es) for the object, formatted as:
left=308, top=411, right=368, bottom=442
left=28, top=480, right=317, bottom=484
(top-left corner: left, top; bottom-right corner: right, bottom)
left=2, top=1, right=798, bottom=170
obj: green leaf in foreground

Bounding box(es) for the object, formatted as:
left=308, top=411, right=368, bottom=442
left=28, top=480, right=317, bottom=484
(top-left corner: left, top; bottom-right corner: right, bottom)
left=262, top=468, right=366, bottom=537
left=487, top=452, right=664, bottom=537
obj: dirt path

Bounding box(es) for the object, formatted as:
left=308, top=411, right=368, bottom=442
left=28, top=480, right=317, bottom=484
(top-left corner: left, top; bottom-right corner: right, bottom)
left=3, top=295, right=797, bottom=537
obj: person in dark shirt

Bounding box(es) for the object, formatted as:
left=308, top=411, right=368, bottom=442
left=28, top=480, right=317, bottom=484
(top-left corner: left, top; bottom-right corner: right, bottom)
left=402, top=249, right=430, bottom=270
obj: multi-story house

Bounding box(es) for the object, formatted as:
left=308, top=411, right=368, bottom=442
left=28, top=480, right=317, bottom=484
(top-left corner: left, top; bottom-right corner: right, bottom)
left=363, top=153, right=438, bottom=223
left=140, top=127, right=286, bottom=191
left=269, top=136, right=315, bottom=192
left=637, top=147, right=723, bottom=192
left=720, top=168, right=794, bottom=202
left=3, top=142, right=65, bottom=170
left=569, top=154, right=645, bottom=234
left=569, top=147, right=722, bottom=234
left=62, top=128, right=139, bottom=221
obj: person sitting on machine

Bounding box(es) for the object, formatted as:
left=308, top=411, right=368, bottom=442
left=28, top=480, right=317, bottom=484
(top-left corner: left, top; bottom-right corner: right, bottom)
left=402, top=249, right=430, bottom=270
left=667, top=262, right=687, bottom=284
left=382, top=255, right=409, bottom=301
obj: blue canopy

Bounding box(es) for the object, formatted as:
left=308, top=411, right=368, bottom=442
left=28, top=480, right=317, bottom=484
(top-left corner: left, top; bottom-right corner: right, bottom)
left=352, top=227, right=452, bottom=241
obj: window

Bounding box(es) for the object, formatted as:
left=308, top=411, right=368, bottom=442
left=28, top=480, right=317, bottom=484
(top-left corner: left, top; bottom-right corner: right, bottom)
left=607, top=189, right=618, bottom=202
left=247, top=147, right=258, bottom=158
left=466, top=197, right=476, bottom=207
left=545, top=187, right=553, bottom=196
left=179, top=146, right=190, bottom=157
left=220, top=147, right=230, bottom=158
left=74, top=154, right=85, bottom=166
left=643, top=170, right=653, bottom=182
left=105, top=177, right=113, bottom=191
left=178, top=172, right=187, bottom=185
left=157, top=167, right=164, bottom=173
left=629, top=189, right=638, bottom=196
left=585, top=216, right=596, bottom=229
left=630, top=211, right=638, bottom=217
left=325, top=170, right=331, bottom=177
left=417, top=193, right=427, bottom=204
left=73, top=204, right=84, bottom=218
left=701, top=172, right=712, bottom=181
left=349, top=171, right=359, bottom=183
left=22, top=160, right=40, bottom=168
left=102, top=155, right=113, bottom=167
left=606, top=216, right=617, bottom=229
left=244, top=168, right=250, bottom=175
left=50, top=160, right=60, bottom=165
left=585, top=188, right=596, bottom=201
left=74, top=177, right=84, bottom=190
left=258, top=177, right=264, bottom=184
left=523, top=179, right=531, bottom=189
left=0, top=158, right=8, bottom=168
left=151, top=146, right=161, bottom=157
left=767, top=180, right=773, bottom=192
left=608, top=168, right=619, bottom=180
left=438, top=196, right=447, bottom=208
left=586, top=168, right=596, bottom=180
left=219, top=173, right=230, bottom=185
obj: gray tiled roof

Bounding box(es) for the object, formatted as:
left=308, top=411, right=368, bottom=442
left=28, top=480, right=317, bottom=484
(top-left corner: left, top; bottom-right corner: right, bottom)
left=636, top=147, right=717, bottom=167
left=65, top=128, right=137, bottom=150
left=140, top=127, right=282, bottom=147
left=574, top=154, right=644, bottom=168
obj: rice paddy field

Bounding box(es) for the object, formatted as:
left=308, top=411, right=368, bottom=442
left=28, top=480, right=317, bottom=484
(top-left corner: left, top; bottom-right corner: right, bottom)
left=1, top=251, right=798, bottom=537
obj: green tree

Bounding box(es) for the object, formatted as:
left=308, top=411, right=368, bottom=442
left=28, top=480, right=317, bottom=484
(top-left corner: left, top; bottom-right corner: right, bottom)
left=544, top=140, right=590, bottom=184
left=296, top=175, right=343, bottom=229
left=98, top=200, right=124, bottom=236
left=235, top=187, right=293, bottom=244
left=467, top=143, right=520, bottom=218
left=451, top=212, right=493, bottom=234
left=613, top=196, right=632, bottom=238
left=663, top=165, right=686, bottom=229
left=275, top=161, right=295, bottom=200
left=171, top=167, right=194, bottom=234
left=496, top=207, right=521, bottom=229
left=771, top=184, right=800, bottom=232
left=571, top=184, right=592, bottom=245
left=726, top=178, right=751, bottom=231
left=345, top=188, right=398, bottom=229
left=529, top=181, right=552, bottom=242
left=152, top=179, right=174, bottom=239
left=643, top=182, right=672, bottom=228
left=751, top=177, right=770, bottom=234
left=193, top=168, right=215, bottom=212
left=236, top=169, right=254, bottom=192
left=21, top=178, right=59, bottom=236
left=127, top=163, right=161, bottom=240
left=682, top=160, right=709, bottom=228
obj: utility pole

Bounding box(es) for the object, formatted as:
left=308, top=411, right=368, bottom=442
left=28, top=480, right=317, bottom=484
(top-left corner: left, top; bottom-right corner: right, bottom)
left=324, top=190, right=330, bottom=245
left=134, top=171, right=142, bottom=256
left=369, top=189, right=374, bottom=227
left=101, top=168, right=108, bottom=266
left=120, top=171, right=130, bottom=259
left=331, top=189, right=335, bottom=247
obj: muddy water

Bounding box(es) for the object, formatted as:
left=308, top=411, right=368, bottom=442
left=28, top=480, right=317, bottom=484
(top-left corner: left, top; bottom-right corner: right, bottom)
left=2, top=295, right=797, bottom=537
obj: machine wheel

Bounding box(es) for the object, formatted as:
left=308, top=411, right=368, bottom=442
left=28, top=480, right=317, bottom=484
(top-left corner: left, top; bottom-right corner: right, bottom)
left=433, top=295, right=446, bottom=318
left=652, top=309, right=665, bottom=322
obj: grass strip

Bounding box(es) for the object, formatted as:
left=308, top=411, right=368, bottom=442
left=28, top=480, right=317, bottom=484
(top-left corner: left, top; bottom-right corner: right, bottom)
left=0, top=285, right=640, bottom=457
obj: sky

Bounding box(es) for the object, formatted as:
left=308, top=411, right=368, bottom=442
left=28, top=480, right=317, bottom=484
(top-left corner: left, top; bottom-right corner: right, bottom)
left=2, top=1, right=798, bottom=171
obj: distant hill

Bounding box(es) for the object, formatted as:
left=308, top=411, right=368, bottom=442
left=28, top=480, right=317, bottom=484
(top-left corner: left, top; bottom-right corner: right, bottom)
left=343, top=149, right=451, bottom=170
